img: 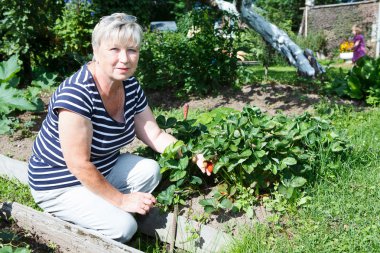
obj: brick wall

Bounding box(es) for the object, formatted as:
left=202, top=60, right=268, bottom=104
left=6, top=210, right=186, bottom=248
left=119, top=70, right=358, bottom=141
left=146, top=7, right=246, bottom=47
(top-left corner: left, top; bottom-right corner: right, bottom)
left=306, top=1, right=378, bottom=57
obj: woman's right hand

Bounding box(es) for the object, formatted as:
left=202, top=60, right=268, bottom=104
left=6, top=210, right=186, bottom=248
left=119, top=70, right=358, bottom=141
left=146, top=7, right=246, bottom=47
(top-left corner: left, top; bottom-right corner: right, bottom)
left=120, top=192, right=156, bottom=215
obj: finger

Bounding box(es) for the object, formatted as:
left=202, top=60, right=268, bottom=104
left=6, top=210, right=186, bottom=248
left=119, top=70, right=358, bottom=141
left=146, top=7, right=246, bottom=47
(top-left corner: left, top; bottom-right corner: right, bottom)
left=196, top=159, right=206, bottom=173
left=143, top=194, right=157, bottom=204
left=143, top=198, right=154, bottom=206
left=139, top=204, right=149, bottom=214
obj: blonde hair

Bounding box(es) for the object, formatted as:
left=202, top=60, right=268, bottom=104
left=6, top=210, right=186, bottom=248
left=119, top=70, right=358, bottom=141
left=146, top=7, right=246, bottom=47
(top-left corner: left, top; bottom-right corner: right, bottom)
left=352, top=24, right=362, bottom=34
left=92, top=13, right=143, bottom=50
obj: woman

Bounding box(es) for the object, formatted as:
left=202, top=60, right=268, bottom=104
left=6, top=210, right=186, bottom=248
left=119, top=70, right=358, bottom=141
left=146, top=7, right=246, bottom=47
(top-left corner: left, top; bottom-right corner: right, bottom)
left=28, top=13, right=207, bottom=243
left=351, top=24, right=366, bottom=63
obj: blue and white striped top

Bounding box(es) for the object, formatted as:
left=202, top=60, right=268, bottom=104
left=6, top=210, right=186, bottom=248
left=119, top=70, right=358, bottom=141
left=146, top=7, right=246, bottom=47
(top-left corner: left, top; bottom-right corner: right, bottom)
left=28, top=64, right=148, bottom=191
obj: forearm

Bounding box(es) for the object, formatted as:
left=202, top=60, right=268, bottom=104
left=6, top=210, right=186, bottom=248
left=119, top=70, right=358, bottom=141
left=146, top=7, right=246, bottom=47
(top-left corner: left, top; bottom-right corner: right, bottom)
left=146, top=130, right=177, bottom=153
left=69, top=162, right=123, bottom=208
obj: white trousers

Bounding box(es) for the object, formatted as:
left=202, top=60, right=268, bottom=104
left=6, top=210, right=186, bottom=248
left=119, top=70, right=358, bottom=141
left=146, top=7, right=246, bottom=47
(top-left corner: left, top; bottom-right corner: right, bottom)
left=31, top=153, right=161, bottom=243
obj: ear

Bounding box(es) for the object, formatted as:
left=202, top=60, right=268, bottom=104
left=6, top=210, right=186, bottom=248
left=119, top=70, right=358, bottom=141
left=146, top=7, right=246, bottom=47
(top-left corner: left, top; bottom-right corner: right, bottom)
left=92, top=45, right=99, bottom=61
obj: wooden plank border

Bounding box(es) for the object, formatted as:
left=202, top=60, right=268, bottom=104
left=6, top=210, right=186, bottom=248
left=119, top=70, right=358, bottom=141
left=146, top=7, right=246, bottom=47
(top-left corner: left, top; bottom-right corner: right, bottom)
left=0, top=202, right=144, bottom=253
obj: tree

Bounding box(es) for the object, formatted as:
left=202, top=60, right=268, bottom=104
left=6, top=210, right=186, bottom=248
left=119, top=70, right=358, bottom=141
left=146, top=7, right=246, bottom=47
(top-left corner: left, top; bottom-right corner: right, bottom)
left=0, top=0, right=62, bottom=87
left=209, top=0, right=324, bottom=77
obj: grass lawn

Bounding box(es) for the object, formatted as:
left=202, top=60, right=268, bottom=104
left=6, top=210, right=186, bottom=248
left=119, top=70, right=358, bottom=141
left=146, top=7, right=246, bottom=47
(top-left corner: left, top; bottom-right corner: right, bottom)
left=226, top=107, right=380, bottom=253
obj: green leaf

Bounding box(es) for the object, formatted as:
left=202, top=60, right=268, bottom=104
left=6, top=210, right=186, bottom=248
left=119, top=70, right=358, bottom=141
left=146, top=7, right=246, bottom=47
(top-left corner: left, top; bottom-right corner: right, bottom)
left=14, top=248, right=31, bottom=253
left=169, top=170, right=187, bottom=182
left=282, top=157, right=297, bottom=166
left=0, top=55, right=20, bottom=82
left=290, top=176, right=307, bottom=188
left=279, top=185, right=294, bottom=199
left=0, top=246, right=14, bottom=253
left=331, top=142, right=344, bottom=152
left=157, top=185, right=176, bottom=205
left=255, top=150, right=266, bottom=158
left=204, top=205, right=217, bottom=213
left=156, top=115, right=166, bottom=128
left=346, top=75, right=363, bottom=99
left=0, top=117, right=12, bottom=135
left=166, top=117, right=177, bottom=128
left=199, top=198, right=218, bottom=207
left=220, top=198, right=233, bottom=209
left=0, top=85, right=36, bottom=114
left=178, top=157, right=189, bottom=170
left=190, top=176, right=202, bottom=185
left=233, top=129, right=241, bottom=138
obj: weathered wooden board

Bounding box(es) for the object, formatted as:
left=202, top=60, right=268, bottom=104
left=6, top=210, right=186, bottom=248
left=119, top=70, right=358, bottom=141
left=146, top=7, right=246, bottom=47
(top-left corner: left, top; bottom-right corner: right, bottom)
left=0, top=202, right=144, bottom=253
left=0, top=154, right=28, bottom=184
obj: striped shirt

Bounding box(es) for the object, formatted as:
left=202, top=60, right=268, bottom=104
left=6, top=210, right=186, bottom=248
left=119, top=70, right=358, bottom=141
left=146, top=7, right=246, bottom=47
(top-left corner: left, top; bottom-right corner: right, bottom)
left=28, top=64, right=148, bottom=191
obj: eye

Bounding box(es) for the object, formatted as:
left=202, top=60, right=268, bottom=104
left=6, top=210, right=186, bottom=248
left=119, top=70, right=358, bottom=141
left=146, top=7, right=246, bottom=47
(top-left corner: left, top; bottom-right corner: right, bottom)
left=127, top=48, right=138, bottom=53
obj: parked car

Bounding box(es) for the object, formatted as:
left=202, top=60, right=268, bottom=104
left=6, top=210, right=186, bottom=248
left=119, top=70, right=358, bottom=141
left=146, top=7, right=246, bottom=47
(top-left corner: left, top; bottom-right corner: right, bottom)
left=149, top=21, right=177, bottom=32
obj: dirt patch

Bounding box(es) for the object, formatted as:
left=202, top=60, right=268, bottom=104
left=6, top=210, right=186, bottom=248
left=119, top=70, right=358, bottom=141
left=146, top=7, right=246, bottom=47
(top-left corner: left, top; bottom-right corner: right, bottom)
left=0, top=82, right=354, bottom=162
left=0, top=218, right=61, bottom=252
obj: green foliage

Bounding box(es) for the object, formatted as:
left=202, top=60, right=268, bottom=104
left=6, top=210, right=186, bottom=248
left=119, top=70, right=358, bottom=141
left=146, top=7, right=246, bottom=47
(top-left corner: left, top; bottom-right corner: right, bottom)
left=254, top=0, right=304, bottom=32
left=293, top=32, right=328, bottom=54
left=91, top=0, right=162, bottom=26
left=0, top=177, right=38, bottom=209
left=0, top=0, right=62, bottom=85
left=226, top=107, right=380, bottom=253
left=154, top=106, right=349, bottom=216
left=327, top=56, right=380, bottom=105
left=52, top=0, right=95, bottom=68
left=0, top=245, right=30, bottom=253
left=138, top=9, right=239, bottom=96
left=0, top=56, right=50, bottom=135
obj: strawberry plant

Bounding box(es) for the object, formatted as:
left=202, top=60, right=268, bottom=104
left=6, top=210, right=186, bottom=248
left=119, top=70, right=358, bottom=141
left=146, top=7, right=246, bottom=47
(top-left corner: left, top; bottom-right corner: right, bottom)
left=152, top=106, right=349, bottom=216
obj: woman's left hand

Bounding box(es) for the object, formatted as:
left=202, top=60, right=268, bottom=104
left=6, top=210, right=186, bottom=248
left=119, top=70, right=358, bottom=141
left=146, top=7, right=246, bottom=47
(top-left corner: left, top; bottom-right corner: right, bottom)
left=193, top=154, right=212, bottom=176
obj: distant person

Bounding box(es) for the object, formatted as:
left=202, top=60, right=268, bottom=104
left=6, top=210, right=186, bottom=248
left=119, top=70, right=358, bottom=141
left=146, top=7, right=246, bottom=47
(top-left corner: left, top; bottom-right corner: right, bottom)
left=351, top=24, right=366, bottom=63
left=28, top=13, right=207, bottom=243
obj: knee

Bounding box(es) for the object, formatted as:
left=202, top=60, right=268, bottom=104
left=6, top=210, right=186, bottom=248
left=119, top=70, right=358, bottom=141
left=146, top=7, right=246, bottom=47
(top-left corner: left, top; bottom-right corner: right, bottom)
left=108, top=214, right=138, bottom=243
left=140, top=159, right=162, bottom=186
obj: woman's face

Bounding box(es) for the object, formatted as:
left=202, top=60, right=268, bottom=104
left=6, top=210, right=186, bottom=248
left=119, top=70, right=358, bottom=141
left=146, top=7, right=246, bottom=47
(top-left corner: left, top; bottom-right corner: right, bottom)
left=93, top=39, right=139, bottom=82
left=352, top=29, right=357, bottom=35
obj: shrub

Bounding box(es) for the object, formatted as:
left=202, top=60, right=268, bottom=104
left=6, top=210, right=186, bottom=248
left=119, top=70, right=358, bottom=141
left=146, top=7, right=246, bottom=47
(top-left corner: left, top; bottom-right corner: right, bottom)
left=328, top=56, right=380, bottom=105
left=138, top=9, right=239, bottom=96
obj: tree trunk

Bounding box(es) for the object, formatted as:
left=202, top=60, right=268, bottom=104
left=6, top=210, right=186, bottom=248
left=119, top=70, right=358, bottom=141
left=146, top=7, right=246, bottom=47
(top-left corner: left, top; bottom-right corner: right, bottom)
left=211, top=0, right=324, bottom=77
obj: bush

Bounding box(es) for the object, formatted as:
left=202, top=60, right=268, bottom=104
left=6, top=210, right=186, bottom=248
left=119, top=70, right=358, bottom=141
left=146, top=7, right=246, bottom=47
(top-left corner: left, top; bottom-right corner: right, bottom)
left=137, top=9, right=239, bottom=96
left=293, top=32, right=328, bottom=55
left=327, top=56, right=380, bottom=105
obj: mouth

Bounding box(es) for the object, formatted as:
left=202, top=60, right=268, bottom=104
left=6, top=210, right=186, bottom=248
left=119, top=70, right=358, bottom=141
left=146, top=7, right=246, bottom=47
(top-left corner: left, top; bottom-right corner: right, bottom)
left=117, top=67, right=130, bottom=73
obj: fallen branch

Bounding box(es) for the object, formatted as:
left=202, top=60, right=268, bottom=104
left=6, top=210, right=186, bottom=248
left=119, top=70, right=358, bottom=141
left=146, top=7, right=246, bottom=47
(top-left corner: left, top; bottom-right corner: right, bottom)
left=209, top=0, right=324, bottom=77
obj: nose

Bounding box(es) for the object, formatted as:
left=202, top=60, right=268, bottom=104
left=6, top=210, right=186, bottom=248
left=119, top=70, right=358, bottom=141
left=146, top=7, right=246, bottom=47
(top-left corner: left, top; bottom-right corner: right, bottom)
left=119, top=49, right=129, bottom=63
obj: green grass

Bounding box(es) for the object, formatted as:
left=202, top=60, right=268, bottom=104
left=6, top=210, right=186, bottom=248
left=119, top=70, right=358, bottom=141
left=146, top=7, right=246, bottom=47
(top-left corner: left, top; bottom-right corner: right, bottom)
left=226, top=107, right=380, bottom=253
left=0, top=177, right=39, bottom=210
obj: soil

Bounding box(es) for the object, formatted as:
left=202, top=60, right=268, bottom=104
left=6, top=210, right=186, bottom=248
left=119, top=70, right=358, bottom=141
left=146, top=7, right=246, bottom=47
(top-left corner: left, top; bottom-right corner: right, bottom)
left=0, top=218, right=61, bottom=252
left=0, top=82, right=354, bottom=162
